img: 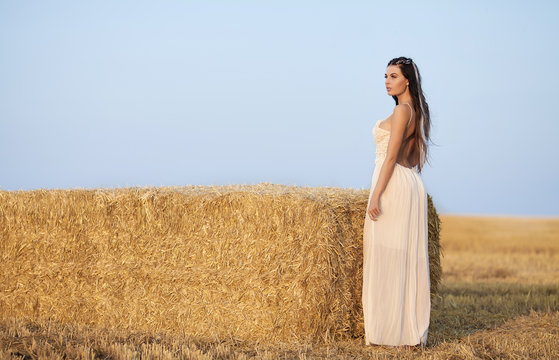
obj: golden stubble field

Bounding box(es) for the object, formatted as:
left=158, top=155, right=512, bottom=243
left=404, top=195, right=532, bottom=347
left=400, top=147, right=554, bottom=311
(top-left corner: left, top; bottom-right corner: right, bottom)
left=1, top=214, right=558, bottom=359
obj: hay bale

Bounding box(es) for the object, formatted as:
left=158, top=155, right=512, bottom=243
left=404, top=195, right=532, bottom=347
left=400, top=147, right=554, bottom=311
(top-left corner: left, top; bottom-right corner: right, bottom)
left=0, top=183, right=441, bottom=345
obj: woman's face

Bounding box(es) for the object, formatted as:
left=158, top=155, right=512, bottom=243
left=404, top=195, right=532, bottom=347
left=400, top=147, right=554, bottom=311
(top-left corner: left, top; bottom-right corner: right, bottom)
left=384, top=65, right=408, bottom=96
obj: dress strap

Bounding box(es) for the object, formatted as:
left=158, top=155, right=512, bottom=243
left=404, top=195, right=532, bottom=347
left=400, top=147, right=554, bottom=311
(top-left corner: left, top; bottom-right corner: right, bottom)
left=403, top=103, right=413, bottom=125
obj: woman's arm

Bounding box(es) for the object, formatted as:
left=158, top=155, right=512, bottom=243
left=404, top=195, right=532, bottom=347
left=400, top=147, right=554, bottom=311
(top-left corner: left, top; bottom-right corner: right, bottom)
left=367, top=104, right=410, bottom=220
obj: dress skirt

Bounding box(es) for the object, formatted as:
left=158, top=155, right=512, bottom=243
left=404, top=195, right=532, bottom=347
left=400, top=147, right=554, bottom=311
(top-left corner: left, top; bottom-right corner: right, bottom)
left=362, top=160, right=431, bottom=346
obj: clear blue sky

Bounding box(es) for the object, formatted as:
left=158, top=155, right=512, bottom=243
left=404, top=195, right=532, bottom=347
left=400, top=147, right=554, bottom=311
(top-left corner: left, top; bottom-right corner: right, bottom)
left=1, top=0, right=558, bottom=216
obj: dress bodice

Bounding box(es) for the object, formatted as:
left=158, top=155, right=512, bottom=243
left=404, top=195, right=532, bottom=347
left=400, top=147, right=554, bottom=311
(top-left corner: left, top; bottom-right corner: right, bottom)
left=373, top=117, right=391, bottom=163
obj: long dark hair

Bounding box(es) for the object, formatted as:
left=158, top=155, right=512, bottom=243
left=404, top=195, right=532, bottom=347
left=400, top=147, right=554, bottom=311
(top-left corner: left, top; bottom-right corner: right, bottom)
left=387, top=56, right=431, bottom=173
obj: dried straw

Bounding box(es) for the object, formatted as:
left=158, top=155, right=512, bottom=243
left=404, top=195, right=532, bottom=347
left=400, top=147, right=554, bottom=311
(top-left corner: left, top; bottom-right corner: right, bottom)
left=0, top=183, right=441, bottom=346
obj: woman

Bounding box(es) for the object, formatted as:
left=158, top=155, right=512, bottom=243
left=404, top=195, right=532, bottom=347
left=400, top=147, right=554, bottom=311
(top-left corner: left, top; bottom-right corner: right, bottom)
left=362, top=56, right=432, bottom=349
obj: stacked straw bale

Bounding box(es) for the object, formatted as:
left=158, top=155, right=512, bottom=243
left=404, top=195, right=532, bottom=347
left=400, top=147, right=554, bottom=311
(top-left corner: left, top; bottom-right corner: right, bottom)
left=0, top=183, right=441, bottom=345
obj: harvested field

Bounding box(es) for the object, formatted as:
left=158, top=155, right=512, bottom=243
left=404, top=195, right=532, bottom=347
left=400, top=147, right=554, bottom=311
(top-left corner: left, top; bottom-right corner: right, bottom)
left=2, top=185, right=557, bottom=359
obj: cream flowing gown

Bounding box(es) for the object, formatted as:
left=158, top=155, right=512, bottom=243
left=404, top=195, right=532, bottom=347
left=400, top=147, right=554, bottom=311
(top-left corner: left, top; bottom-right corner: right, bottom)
left=362, top=103, right=431, bottom=346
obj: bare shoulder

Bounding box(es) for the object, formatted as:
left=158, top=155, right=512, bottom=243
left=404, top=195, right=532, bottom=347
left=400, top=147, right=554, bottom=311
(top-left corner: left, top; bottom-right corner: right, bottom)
left=394, top=103, right=412, bottom=114
left=391, top=104, right=412, bottom=126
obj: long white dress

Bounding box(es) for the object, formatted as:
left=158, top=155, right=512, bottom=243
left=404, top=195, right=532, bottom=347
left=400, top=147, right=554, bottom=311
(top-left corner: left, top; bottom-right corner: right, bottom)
left=362, top=104, right=431, bottom=346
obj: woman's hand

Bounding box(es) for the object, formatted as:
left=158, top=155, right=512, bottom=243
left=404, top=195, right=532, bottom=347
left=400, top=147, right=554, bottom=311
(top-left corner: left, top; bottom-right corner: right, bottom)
left=367, top=195, right=381, bottom=221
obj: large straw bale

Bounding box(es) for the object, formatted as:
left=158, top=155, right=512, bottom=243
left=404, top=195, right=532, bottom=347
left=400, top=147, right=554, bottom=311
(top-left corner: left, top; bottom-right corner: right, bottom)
left=0, top=183, right=441, bottom=345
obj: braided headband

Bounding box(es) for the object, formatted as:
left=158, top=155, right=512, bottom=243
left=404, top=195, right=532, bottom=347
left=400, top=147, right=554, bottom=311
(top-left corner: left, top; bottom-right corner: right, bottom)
left=394, top=58, right=412, bottom=65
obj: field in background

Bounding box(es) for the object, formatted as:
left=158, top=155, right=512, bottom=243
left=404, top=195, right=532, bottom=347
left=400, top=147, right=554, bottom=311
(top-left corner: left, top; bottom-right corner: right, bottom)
left=439, top=216, right=559, bottom=285
left=1, top=215, right=558, bottom=359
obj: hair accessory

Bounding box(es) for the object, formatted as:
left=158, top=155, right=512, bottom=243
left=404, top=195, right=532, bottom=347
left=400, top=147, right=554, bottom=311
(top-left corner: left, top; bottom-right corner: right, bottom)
left=395, top=58, right=413, bottom=65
